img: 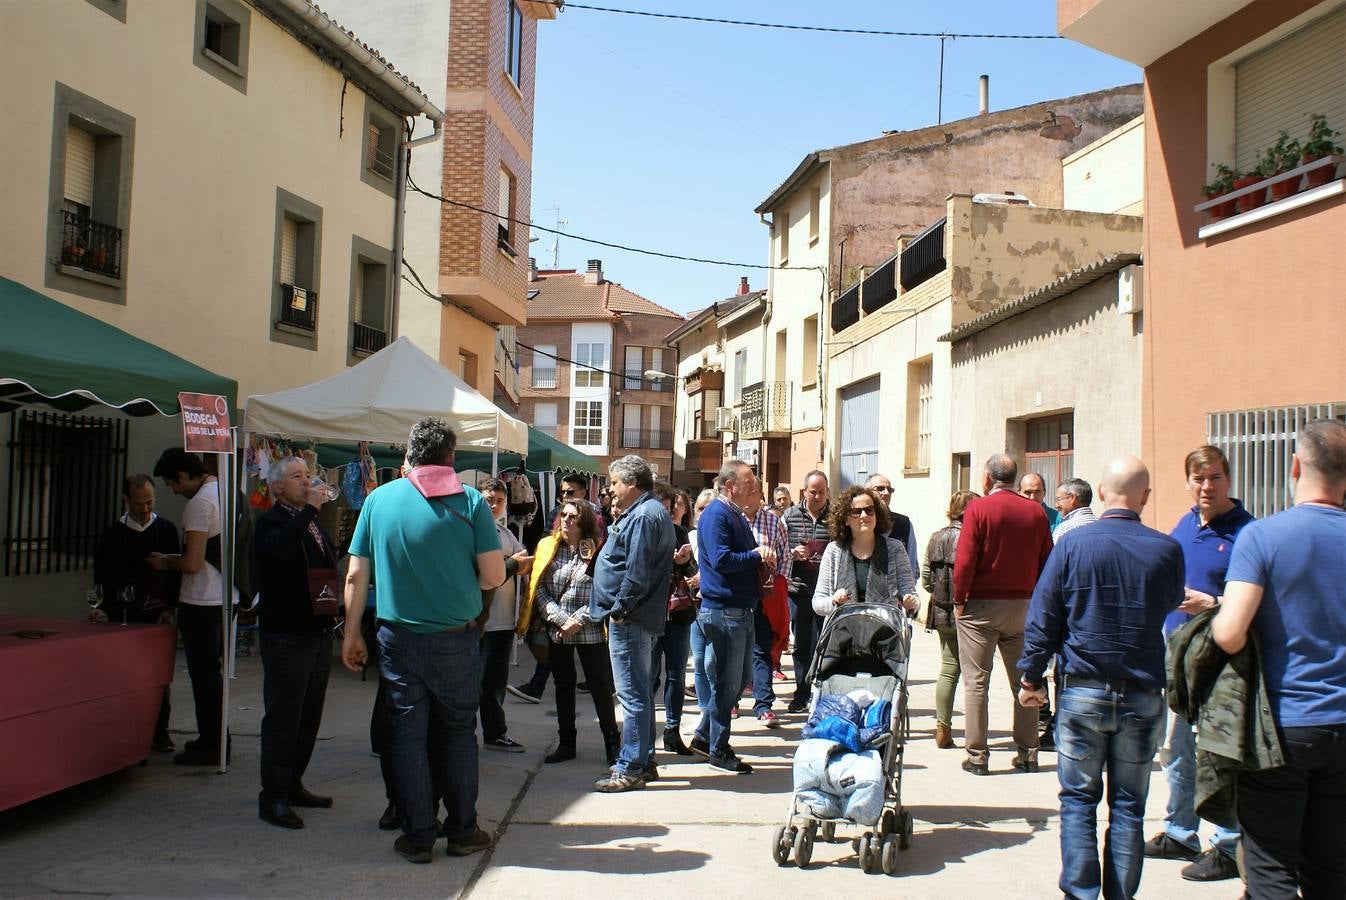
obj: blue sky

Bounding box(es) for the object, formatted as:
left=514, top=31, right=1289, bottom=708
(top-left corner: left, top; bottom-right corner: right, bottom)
left=530, top=1, right=1140, bottom=314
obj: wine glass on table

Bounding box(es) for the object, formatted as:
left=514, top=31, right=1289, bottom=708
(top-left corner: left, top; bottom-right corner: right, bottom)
left=87, top=585, right=104, bottom=623
left=118, top=585, right=134, bottom=625
left=578, top=538, right=596, bottom=562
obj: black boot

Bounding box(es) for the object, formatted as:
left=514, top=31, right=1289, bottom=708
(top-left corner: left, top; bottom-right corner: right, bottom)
left=545, top=742, right=577, bottom=764
left=662, top=726, right=693, bottom=756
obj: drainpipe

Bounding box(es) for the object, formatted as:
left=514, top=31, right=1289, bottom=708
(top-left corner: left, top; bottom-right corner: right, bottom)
left=389, top=118, right=443, bottom=340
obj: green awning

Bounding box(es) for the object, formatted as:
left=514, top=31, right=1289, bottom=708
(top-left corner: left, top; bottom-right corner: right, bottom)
left=314, top=426, right=597, bottom=477
left=0, top=277, right=237, bottom=416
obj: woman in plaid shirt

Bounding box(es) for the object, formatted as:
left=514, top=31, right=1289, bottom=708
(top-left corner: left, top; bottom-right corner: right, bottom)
left=530, top=500, right=620, bottom=766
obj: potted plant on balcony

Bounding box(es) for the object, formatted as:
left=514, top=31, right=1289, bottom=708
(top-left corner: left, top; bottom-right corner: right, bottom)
left=1301, top=113, right=1343, bottom=189
left=1202, top=163, right=1238, bottom=222
left=1232, top=162, right=1266, bottom=214
left=1259, top=132, right=1303, bottom=202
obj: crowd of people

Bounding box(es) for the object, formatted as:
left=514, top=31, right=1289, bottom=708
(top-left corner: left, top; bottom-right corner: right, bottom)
left=89, top=415, right=1346, bottom=897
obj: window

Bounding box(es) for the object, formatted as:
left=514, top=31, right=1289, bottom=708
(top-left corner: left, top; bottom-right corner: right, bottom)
left=625, top=346, right=643, bottom=389
left=905, top=357, right=933, bottom=472
left=4, top=411, right=127, bottom=577
left=505, top=0, right=524, bottom=85
left=531, top=344, right=557, bottom=388
left=649, top=348, right=666, bottom=391
left=778, top=211, right=790, bottom=264
left=533, top=402, right=558, bottom=438
left=193, top=0, right=250, bottom=92
left=271, top=188, right=323, bottom=349
left=774, top=329, right=788, bottom=382
left=573, top=342, right=606, bottom=388
left=801, top=315, right=818, bottom=387
left=458, top=351, right=479, bottom=385
left=47, top=84, right=135, bottom=302
left=366, top=123, right=396, bottom=180
left=649, top=406, right=666, bottom=449
left=496, top=167, right=517, bottom=254
left=1207, top=401, right=1345, bottom=518
left=572, top=401, right=604, bottom=447
left=349, top=237, right=391, bottom=360
left=809, top=187, right=821, bottom=244
left=734, top=349, right=748, bottom=394
left=1024, top=413, right=1075, bottom=497
left=952, top=452, right=972, bottom=492
left=623, top=403, right=642, bottom=447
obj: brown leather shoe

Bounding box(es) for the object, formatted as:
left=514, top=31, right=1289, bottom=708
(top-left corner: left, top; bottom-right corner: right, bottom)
left=935, top=724, right=956, bottom=749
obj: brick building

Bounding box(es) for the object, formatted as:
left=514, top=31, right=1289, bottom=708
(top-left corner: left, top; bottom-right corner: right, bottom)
left=518, top=260, right=685, bottom=476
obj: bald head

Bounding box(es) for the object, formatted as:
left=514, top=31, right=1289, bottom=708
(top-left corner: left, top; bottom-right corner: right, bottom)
left=1098, top=455, right=1151, bottom=513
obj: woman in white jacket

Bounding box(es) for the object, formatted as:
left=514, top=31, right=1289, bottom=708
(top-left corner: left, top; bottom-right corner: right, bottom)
left=812, top=485, right=919, bottom=617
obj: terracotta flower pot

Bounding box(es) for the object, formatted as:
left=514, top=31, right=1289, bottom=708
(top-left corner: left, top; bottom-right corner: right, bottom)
left=1267, top=172, right=1298, bottom=202
left=1302, top=153, right=1338, bottom=189
left=1205, top=195, right=1236, bottom=222
left=1233, top=175, right=1265, bottom=213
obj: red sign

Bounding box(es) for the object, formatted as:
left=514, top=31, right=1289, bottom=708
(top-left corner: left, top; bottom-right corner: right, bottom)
left=178, top=392, right=233, bottom=453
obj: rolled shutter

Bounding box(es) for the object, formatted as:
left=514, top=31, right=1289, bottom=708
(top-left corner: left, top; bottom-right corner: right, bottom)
left=353, top=261, right=364, bottom=322
left=65, top=126, right=95, bottom=209
left=1235, top=6, right=1346, bottom=172
left=279, top=217, right=298, bottom=285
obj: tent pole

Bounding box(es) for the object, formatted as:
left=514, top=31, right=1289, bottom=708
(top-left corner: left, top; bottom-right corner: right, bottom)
left=491, top=448, right=498, bottom=476
left=218, top=430, right=237, bottom=774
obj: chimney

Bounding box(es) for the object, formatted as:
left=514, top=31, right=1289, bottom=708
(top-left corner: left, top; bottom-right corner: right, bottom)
left=528, top=256, right=538, bottom=282
left=583, top=259, right=603, bottom=285
left=737, top=276, right=750, bottom=295
left=979, top=75, right=989, bottom=115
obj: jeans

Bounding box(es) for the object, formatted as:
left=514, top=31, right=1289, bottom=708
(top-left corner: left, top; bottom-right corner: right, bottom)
left=608, top=619, right=659, bottom=776
left=549, top=639, right=619, bottom=751
left=259, top=631, right=331, bottom=801
left=695, top=606, right=755, bottom=757
left=1056, top=678, right=1165, bottom=900
left=691, top=616, right=709, bottom=716
left=178, top=604, right=224, bottom=743
left=789, top=591, right=822, bottom=701
left=1161, top=711, right=1240, bottom=858
left=377, top=621, right=481, bottom=847
left=1238, top=723, right=1346, bottom=899
left=478, top=630, right=513, bottom=742
left=934, top=623, right=961, bottom=729
left=651, top=620, right=692, bottom=727
left=751, top=608, right=776, bottom=715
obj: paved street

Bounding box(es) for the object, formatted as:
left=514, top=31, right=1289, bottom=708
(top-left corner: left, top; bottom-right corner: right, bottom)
left=2, top=626, right=1237, bottom=899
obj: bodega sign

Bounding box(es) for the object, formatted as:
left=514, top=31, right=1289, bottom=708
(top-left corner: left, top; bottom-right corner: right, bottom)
left=178, top=392, right=234, bottom=453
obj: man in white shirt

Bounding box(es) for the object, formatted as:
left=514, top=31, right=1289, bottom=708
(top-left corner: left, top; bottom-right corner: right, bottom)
left=150, top=448, right=236, bottom=766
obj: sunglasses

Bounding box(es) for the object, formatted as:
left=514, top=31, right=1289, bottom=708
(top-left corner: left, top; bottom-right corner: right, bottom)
left=559, top=512, right=580, bottom=521
left=871, top=486, right=893, bottom=494
left=848, top=507, right=876, bottom=518
left=560, top=489, right=578, bottom=497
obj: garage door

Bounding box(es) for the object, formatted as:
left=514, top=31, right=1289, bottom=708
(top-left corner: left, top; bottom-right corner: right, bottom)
left=838, top=377, right=881, bottom=489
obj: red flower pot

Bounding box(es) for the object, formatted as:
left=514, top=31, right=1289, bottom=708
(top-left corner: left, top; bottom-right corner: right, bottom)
left=1268, top=172, right=1298, bottom=202
left=1233, top=175, right=1265, bottom=213
left=1205, top=195, right=1236, bottom=222
left=1302, top=153, right=1338, bottom=189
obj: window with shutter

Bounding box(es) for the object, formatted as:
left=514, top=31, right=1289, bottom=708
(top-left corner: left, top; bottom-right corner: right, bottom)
left=1235, top=6, right=1346, bottom=172
left=280, top=217, right=298, bottom=285
left=352, top=261, right=365, bottom=322
left=497, top=168, right=513, bottom=247
left=64, top=126, right=95, bottom=211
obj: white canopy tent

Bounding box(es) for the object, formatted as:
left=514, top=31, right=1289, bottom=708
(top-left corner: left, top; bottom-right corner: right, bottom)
left=244, top=337, right=528, bottom=454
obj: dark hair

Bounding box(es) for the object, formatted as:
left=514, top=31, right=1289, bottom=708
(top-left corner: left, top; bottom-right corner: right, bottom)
left=478, top=477, right=508, bottom=495
left=986, top=453, right=1018, bottom=485
left=673, top=489, right=693, bottom=528
left=651, top=481, right=676, bottom=504
left=1058, top=478, right=1092, bottom=507
left=152, top=448, right=205, bottom=481
left=803, top=469, right=828, bottom=487
left=1298, top=419, right=1346, bottom=483
left=828, top=486, right=891, bottom=545
left=123, top=473, right=154, bottom=495
left=561, top=473, right=588, bottom=492
left=552, top=499, right=600, bottom=543
left=1184, top=444, right=1231, bottom=479
left=407, top=417, right=456, bottom=467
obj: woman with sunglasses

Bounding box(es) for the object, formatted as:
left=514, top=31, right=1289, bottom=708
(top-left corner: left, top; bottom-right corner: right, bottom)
left=528, top=499, right=620, bottom=765
left=812, top=485, right=919, bottom=617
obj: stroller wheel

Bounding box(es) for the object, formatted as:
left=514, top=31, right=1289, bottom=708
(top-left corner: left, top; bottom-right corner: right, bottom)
left=771, top=825, right=792, bottom=866
left=880, top=834, right=899, bottom=875
left=820, top=821, right=836, bottom=843
left=899, top=810, right=914, bottom=850
left=857, top=833, right=876, bottom=873
left=878, top=809, right=895, bottom=836
left=793, top=823, right=815, bottom=868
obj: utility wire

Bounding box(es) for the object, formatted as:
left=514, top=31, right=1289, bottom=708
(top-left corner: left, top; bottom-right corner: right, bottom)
left=518, top=340, right=672, bottom=387
left=558, top=3, right=1064, bottom=40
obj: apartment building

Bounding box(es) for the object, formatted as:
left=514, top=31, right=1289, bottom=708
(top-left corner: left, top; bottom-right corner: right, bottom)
left=1059, top=0, right=1346, bottom=525
left=517, top=260, right=684, bottom=476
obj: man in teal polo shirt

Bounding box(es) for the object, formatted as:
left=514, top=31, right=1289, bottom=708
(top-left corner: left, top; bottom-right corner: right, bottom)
left=342, top=418, right=504, bottom=865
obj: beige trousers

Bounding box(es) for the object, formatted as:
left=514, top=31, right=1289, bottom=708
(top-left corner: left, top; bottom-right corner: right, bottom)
left=955, top=598, right=1039, bottom=765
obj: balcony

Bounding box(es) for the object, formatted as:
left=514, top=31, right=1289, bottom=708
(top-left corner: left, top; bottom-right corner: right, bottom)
left=831, top=282, right=860, bottom=333
left=60, top=210, right=122, bottom=280
left=278, top=284, right=316, bottom=331
left=861, top=253, right=897, bottom=314
left=622, top=428, right=675, bottom=449
left=683, top=367, right=724, bottom=395
left=530, top=367, right=558, bottom=389
left=352, top=322, right=388, bottom=355
left=739, top=381, right=791, bottom=439
left=900, top=216, right=946, bottom=292
left=624, top=369, right=674, bottom=392
left=684, top=437, right=723, bottom=473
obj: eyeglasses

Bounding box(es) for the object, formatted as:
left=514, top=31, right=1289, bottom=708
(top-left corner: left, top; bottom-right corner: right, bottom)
left=560, top=489, right=577, bottom=497
left=848, top=507, right=876, bottom=518
left=871, top=486, right=893, bottom=494
left=558, top=512, right=580, bottom=521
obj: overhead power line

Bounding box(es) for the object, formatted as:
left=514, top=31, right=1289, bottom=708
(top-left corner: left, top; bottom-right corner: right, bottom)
left=558, top=3, right=1064, bottom=40
left=518, top=340, right=671, bottom=387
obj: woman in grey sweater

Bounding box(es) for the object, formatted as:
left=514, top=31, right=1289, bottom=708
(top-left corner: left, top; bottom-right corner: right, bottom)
left=811, top=485, right=918, bottom=617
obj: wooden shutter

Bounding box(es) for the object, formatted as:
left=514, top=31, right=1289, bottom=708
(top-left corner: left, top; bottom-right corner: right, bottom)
left=1235, top=6, right=1346, bottom=172
left=279, top=217, right=298, bottom=285
left=64, top=126, right=95, bottom=208
left=353, top=261, right=364, bottom=322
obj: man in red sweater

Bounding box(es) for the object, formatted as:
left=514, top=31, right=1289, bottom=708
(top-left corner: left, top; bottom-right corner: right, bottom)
left=953, top=453, right=1053, bottom=775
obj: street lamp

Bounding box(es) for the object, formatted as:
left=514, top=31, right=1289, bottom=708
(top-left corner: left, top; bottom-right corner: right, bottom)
left=643, top=370, right=675, bottom=381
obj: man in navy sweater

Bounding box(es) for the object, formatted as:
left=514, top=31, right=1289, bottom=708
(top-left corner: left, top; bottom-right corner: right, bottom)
left=693, top=459, right=777, bottom=773
left=1019, top=455, right=1184, bottom=900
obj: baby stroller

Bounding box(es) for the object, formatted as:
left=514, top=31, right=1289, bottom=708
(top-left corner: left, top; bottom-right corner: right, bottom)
left=771, top=601, right=913, bottom=874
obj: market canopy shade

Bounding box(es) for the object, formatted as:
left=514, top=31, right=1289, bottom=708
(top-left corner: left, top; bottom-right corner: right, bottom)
left=244, top=336, right=528, bottom=454
left=0, top=276, right=237, bottom=416
left=317, top=425, right=598, bottom=476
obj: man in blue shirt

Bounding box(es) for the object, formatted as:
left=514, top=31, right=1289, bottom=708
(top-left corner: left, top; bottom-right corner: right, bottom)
left=588, top=455, right=675, bottom=793
left=1213, top=419, right=1346, bottom=899
left=1019, top=456, right=1184, bottom=900
left=1144, top=445, right=1253, bottom=882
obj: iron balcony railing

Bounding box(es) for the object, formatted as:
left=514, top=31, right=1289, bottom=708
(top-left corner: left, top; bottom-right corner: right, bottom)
left=278, top=284, right=317, bottom=330
left=60, top=210, right=123, bottom=279
left=831, top=282, right=860, bottom=332
left=621, top=428, right=674, bottom=449
left=624, top=369, right=674, bottom=391
left=739, top=381, right=792, bottom=438
left=531, top=367, right=558, bottom=389
left=900, top=216, right=947, bottom=291
left=861, top=253, right=898, bottom=314
left=352, top=322, right=387, bottom=355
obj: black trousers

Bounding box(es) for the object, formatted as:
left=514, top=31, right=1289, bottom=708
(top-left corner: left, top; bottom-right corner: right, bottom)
left=479, top=630, right=514, bottom=742
left=177, top=604, right=223, bottom=743
left=548, top=639, right=618, bottom=748
left=1238, top=723, right=1346, bottom=899
left=259, top=631, right=331, bottom=801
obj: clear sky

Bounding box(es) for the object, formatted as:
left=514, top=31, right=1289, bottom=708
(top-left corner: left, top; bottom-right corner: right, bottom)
left=529, top=1, right=1140, bottom=314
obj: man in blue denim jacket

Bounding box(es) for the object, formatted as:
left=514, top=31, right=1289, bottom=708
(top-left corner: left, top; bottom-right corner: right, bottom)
left=1018, top=455, right=1184, bottom=900
left=589, top=455, right=674, bottom=793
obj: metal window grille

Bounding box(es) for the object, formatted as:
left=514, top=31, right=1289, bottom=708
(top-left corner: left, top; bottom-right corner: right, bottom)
left=367, top=124, right=395, bottom=180
left=916, top=362, right=933, bottom=470
left=531, top=367, right=557, bottom=389
left=1207, top=402, right=1346, bottom=518
left=4, top=410, right=127, bottom=576
left=900, top=217, right=947, bottom=291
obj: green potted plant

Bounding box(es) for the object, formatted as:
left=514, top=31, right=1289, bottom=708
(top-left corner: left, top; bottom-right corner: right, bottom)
left=1202, top=163, right=1238, bottom=221
left=1301, top=113, right=1343, bottom=189
left=1260, top=131, right=1302, bottom=202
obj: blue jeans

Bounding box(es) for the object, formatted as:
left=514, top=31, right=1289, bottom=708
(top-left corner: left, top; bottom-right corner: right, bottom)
left=608, top=619, right=659, bottom=776
left=751, top=608, right=776, bottom=715
left=695, top=606, right=755, bottom=757
left=1056, top=679, right=1165, bottom=900
left=377, top=622, right=482, bottom=847
left=691, top=616, right=709, bottom=716
left=651, top=620, right=692, bottom=728
left=1162, top=712, right=1240, bottom=858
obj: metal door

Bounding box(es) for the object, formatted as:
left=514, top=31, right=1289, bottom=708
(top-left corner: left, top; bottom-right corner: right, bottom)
left=838, top=377, right=881, bottom=489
